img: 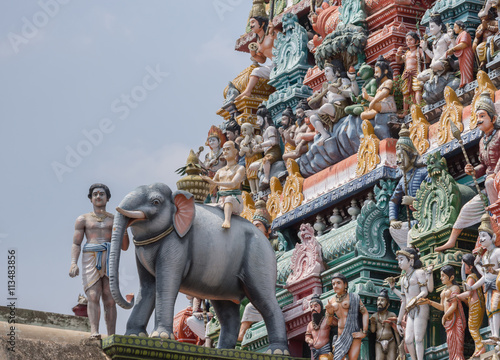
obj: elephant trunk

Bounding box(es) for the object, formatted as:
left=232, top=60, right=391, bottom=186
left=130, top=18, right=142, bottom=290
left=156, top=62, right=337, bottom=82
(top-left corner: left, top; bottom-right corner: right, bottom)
left=109, top=212, right=134, bottom=309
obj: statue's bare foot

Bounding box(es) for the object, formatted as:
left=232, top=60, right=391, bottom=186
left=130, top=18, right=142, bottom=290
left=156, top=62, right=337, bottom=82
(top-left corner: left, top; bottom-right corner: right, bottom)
left=89, top=333, right=101, bottom=340
left=222, top=221, right=231, bottom=229
left=261, top=177, right=270, bottom=186
left=435, top=239, right=456, bottom=252
left=317, top=134, right=330, bottom=146
left=471, top=347, right=486, bottom=358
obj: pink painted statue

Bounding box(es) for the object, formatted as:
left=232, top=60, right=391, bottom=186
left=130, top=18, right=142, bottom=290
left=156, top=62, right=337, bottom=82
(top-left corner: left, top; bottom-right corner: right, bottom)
left=420, top=266, right=465, bottom=360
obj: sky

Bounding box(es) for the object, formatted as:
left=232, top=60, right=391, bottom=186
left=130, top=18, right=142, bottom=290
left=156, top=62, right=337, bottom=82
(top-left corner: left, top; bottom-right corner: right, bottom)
left=0, top=0, right=253, bottom=335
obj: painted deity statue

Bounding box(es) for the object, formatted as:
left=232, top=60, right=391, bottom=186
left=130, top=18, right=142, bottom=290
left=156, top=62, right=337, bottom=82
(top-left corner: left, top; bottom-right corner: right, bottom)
left=360, top=56, right=397, bottom=121
left=306, top=295, right=336, bottom=360
left=248, top=104, right=282, bottom=187
left=224, top=118, right=243, bottom=148
left=389, top=126, right=428, bottom=249
left=69, top=183, right=129, bottom=339
left=369, top=289, right=400, bottom=360
left=236, top=15, right=278, bottom=100
left=474, top=6, right=498, bottom=69
left=437, top=92, right=500, bottom=251
left=418, top=14, right=454, bottom=84
left=396, top=32, right=424, bottom=115
left=345, top=63, right=377, bottom=116
left=467, top=214, right=500, bottom=344
left=279, top=106, right=298, bottom=161
left=239, top=123, right=263, bottom=194
left=288, top=99, right=315, bottom=159
left=450, top=253, right=486, bottom=358
left=421, top=266, right=466, bottom=360
left=387, top=247, right=433, bottom=360
left=201, top=141, right=246, bottom=229
left=325, top=273, right=369, bottom=360
left=446, top=21, right=474, bottom=88
left=203, top=125, right=227, bottom=177
left=306, top=60, right=359, bottom=145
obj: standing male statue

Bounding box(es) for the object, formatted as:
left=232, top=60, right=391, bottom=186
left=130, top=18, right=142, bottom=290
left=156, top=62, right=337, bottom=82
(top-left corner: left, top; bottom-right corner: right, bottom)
left=369, top=289, right=400, bottom=360
left=389, top=127, right=428, bottom=249
left=325, top=273, right=369, bottom=360
left=69, top=183, right=129, bottom=339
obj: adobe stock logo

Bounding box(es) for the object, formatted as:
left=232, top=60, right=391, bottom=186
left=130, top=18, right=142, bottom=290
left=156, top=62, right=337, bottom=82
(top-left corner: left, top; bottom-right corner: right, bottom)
left=8, top=0, right=72, bottom=54
left=51, top=64, right=169, bottom=183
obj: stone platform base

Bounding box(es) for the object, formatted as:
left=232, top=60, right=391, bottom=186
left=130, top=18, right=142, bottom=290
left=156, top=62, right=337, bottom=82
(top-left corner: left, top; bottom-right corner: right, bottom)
left=0, top=321, right=108, bottom=360
left=102, top=335, right=306, bottom=360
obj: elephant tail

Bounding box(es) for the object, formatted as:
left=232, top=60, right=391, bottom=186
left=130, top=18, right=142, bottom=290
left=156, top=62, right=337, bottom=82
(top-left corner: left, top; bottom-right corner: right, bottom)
left=109, top=212, right=135, bottom=309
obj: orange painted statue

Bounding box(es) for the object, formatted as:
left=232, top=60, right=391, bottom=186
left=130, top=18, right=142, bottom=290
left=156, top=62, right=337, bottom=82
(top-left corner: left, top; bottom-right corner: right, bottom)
left=420, top=266, right=466, bottom=360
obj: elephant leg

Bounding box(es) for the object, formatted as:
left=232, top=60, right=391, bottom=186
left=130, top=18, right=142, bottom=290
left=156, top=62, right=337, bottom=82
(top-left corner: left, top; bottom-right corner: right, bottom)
left=243, top=282, right=289, bottom=354
left=125, top=255, right=155, bottom=337
left=150, top=254, right=183, bottom=340
left=210, top=300, right=240, bottom=349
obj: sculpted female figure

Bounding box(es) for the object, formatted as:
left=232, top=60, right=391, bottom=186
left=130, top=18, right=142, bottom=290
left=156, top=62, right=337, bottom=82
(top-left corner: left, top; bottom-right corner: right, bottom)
left=203, top=125, right=227, bottom=177
left=420, top=266, right=465, bottom=360
left=450, top=254, right=485, bottom=358
left=467, top=214, right=500, bottom=344
left=239, top=122, right=263, bottom=194
left=386, top=247, right=432, bottom=360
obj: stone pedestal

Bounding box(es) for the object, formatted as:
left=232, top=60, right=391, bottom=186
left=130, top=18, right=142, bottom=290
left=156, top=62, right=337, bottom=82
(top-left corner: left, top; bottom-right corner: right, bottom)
left=102, top=335, right=307, bottom=360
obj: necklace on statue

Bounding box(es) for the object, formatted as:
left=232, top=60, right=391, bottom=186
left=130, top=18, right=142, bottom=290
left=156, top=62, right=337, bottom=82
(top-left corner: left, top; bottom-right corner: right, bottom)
left=403, top=269, right=415, bottom=292
left=335, top=292, right=348, bottom=303
left=484, top=130, right=497, bottom=150
left=312, top=316, right=324, bottom=330
left=91, top=212, right=109, bottom=222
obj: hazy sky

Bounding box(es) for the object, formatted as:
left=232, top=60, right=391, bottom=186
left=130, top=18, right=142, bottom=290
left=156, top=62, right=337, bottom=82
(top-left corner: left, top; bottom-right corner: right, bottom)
left=0, top=0, right=253, bottom=335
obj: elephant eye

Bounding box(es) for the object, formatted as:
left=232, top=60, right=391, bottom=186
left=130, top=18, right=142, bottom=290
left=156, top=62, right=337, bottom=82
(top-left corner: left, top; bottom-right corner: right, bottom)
left=152, top=198, right=161, bottom=206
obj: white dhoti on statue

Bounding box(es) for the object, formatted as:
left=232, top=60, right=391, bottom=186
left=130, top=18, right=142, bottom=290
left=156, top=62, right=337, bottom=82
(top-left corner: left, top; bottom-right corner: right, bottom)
left=250, top=62, right=275, bottom=79
left=389, top=223, right=411, bottom=249
left=82, top=242, right=110, bottom=292
left=453, top=193, right=486, bottom=229
left=241, top=303, right=263, bottom=323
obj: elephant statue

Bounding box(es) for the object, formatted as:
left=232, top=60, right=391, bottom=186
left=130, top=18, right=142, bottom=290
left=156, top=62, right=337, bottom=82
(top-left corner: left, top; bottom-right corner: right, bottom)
left=108, top=183, right=289, bottom=354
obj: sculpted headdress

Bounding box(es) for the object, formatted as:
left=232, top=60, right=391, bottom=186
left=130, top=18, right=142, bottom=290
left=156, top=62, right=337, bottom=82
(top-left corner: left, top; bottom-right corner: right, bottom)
left=474, top=91, right=496, bottom=117
left=206, top=125, right=227, bottom=148
left=396, top=125, right=418, bottom=156
left=478, top=213, right=495, bottom=236
left=253, top=200, right=272, bottom=227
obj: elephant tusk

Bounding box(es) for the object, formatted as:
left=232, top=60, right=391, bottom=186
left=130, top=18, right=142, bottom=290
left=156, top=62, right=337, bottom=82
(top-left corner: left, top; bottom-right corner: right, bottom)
left=116, top=207, right=146, bottom=219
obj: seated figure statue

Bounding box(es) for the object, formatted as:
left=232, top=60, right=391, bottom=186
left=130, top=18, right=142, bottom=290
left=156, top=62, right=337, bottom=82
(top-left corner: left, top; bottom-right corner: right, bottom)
left=436, top=92, right=500, bottom=251
left=474, top=6, right=498, bottom=69
left=306, top=59, right=359, bottom=145
left=360, top=56, right=397, bottom=121
left=418, top=13, right=459, bottom=104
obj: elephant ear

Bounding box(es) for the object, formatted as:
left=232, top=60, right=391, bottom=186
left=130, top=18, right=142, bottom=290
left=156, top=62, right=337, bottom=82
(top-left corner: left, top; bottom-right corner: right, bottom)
left=172, top=190, right=195, bottom=238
